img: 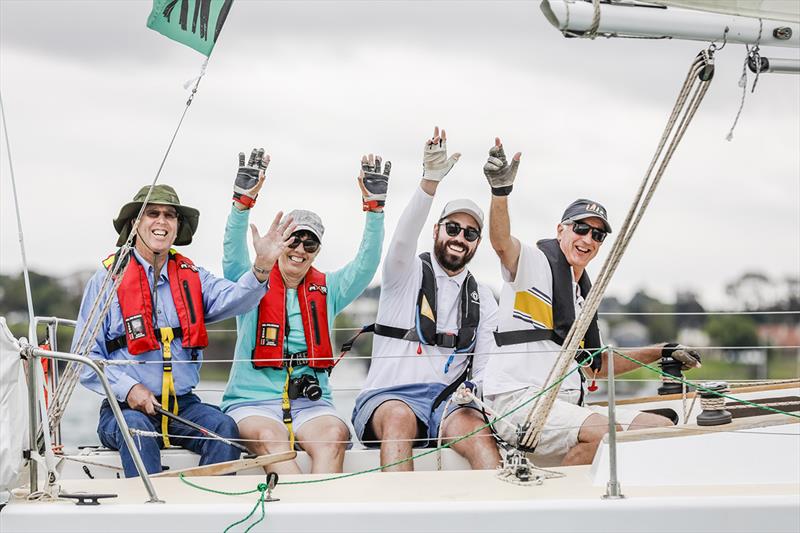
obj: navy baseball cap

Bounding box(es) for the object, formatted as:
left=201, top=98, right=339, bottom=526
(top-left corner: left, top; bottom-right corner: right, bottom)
left=561, top=199, right=612, bottom=233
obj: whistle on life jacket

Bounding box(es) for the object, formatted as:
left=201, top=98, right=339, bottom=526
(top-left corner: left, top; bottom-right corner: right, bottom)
left=587, top=370, right=599, bottom=393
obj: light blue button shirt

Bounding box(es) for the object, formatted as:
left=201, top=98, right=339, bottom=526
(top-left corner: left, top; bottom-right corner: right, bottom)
left=74, top=248, right=268, bottom=402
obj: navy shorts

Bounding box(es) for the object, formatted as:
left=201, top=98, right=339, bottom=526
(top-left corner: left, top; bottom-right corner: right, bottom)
left=351, top=382, right=478, bottom=447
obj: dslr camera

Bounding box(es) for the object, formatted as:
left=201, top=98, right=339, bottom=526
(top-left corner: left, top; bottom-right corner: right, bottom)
left=287, top=374, right=322, bottom=401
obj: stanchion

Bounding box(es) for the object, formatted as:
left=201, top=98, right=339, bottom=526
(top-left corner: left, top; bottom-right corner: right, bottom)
left=603, top=345, right=625, bottom=500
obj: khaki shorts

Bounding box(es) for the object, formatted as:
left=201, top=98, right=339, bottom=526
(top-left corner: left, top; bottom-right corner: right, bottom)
left=486, top=387, right=642, bottom=466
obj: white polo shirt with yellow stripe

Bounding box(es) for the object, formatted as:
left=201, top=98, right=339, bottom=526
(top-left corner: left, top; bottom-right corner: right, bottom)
left=483, top=242, right=590, bottom=397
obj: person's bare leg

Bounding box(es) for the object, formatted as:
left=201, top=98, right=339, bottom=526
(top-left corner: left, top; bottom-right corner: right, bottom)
left=237, top=416, right=302, bottom=474
left=628, top=412, right=674, bottom=430
left=442, top=409, right=500, bottom=470
left=370, top=400, right=419, bottom=472
left=561, top=413, right=617, bottom=466
left=296, top=416, right=349, bottom=474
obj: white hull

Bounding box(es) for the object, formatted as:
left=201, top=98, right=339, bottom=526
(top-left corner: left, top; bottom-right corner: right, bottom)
left=2, top=467, right=798, bottom=533
left=3, top=385, right=798, bottom=532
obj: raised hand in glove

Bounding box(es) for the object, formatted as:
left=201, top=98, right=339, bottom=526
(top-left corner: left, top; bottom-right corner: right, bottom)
left=662, top=343, right=702, bottom=370
left=358, top=153, right=391, bottom=212
left=422, top=126, right=461, bottom=182
left=233, top=148, right=269, bottom=210
left=483, top=137, right=521, bottom=196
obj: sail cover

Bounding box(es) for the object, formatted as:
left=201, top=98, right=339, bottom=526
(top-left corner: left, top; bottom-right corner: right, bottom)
left=0, top=317, right=28, bottom=492
left=653, top=1, right=800, bottom=23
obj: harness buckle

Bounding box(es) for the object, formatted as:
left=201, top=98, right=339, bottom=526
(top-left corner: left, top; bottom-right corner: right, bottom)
left=283, top=351, right=309, bottom=368
left=435, top=333, right=457, bottom=349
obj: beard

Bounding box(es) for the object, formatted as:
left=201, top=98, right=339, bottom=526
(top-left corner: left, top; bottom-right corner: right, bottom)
left=434, top=238, right=476, bottom=272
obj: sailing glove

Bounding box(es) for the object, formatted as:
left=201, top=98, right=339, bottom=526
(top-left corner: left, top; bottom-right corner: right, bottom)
left=423, top=137, right=460, bottom=182
left=360, top=154, right=391, bottom=212
left=483, top=142, right=520, bottom=196
left=233, top=148, right=269, bottom=209
left=662, top=343, right=702, bottom=370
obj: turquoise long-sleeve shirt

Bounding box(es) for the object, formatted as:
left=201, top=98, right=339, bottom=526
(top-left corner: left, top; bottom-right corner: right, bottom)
left=220, top=207, right=384, bottom=411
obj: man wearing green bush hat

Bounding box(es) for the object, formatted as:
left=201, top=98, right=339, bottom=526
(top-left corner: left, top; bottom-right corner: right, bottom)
left=72, top=183, right=295, bottom=477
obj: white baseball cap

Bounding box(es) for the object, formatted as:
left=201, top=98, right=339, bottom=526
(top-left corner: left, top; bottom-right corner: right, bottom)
left=438, top=199, right=484, bottom=231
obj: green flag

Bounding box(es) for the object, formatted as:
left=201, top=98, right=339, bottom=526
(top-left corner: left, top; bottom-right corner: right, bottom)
left=147, top=0, right=233, bottom=57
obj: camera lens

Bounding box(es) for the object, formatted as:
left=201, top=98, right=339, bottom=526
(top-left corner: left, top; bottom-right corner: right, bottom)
left=304, top=382, right=322, bottom=401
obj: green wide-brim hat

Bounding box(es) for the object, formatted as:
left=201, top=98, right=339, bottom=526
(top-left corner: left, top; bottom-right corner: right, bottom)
left=113, top=184, right=200, bottom=247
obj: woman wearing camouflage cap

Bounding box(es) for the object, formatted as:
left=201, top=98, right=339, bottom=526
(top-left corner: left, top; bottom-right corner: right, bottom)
left=219, top=148, right=387, bottom=474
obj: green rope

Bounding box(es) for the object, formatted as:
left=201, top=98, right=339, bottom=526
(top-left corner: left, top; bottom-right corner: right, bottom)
left=278, top=348, right=601, bottom=486
left=179, top=473, right=259, bottom=496
left=178, top=348, right=601, bottom=498
left=221, top=483, right=267, bottom=533
left=613, top=350, right=800, bottom=419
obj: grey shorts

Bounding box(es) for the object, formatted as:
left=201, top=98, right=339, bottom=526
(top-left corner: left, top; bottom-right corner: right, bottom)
left=227, top=397, right=351, bottom=445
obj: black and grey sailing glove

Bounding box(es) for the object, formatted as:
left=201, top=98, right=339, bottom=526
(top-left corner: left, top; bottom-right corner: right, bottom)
left=233, top=148, right=269, bottom=209
left=662, top=343, right=702, bottom=370
left=483, top=140, right=520, bottom=196
left=359, top=154, right=391, bottom=212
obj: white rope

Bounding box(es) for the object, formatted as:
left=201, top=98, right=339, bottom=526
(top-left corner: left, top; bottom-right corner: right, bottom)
left=726, top=19, right=763, bottom=141
left=518, top=49, right=716, bottom=451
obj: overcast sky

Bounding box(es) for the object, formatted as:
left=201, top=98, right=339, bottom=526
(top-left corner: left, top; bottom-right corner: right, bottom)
left=1, top=0, right=798, bottom=308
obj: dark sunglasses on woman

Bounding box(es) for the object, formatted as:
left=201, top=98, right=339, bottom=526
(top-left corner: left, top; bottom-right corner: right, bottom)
left=288, top=235, right=320, bottom=253
left=440, top=221, right=481, bottom=242
left=568, top=221, right=607, bottom=243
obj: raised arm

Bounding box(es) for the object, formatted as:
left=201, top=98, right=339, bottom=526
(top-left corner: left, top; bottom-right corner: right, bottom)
left=328, top=165, right=389, bottom=312
left=224, top=148, right=269, bottom=281
left=484, top=137, right=523, bottom=280
left=384, top=127, right=461, bottom=284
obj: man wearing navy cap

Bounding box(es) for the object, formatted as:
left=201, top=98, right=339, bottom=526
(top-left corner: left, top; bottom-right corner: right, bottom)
left=481, top=138, right=701, bottom=466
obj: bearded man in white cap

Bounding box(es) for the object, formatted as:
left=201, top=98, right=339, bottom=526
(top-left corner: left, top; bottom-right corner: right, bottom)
left=351, top=127, right=501, bottom=472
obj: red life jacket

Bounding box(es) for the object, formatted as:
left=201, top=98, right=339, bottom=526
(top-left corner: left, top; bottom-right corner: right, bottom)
left=103, top=250, right=208, bottom=355
left=253, top=264, right=333, bottom=369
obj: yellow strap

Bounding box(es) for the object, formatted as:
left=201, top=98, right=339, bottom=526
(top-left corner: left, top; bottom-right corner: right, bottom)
left=281, top=366, right=295, bottom=450
left=160, top=328, right=178, bottom=448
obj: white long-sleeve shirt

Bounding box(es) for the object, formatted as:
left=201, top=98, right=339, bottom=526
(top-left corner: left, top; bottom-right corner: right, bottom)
left=361, top=185, right=498, bottom=393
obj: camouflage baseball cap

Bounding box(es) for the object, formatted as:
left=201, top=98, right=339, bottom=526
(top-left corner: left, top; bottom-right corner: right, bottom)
left=113, top=184, right=200, bottom=247
left=284, top=209, right=324, bottom=241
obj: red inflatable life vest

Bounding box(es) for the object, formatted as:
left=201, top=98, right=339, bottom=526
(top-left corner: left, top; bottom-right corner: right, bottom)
left=253, top=264, right=333, bottom=369
left=103, top=250, right=208, bottom=355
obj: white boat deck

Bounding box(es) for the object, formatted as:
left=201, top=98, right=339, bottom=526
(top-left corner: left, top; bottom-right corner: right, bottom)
left=3, top=466, right=799, bottom=533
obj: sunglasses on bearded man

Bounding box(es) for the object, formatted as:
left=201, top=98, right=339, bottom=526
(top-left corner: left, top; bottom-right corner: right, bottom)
left=439, top=221, right=481, bottom=242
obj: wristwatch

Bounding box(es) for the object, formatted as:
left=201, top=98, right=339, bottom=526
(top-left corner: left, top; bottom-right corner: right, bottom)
left=252, top=264, right=269, bottom=277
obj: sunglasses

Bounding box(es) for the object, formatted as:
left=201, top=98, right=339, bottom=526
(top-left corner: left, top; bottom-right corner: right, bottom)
left=288, top=235, right=320, bottom=253
left=440, top=222, right=481, bottom=242
left=568, top=221, right=608, bottom=243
